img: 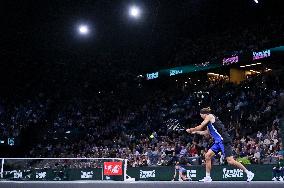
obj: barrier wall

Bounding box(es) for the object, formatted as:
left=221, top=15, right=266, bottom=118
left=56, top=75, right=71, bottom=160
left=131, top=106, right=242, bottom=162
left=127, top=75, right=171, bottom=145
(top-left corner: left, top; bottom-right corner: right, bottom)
left=0, top=181, right=284, bottom=188
left=128, top=164, right=274, bottom=181
left=1, top=164, right=275, bottom=181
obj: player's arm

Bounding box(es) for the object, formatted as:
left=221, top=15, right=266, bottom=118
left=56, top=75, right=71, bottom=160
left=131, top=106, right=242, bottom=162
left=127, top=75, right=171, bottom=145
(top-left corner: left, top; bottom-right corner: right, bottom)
left=194, top=128, right=209, bottom=135
left=186, top=116, right=211, bottom=133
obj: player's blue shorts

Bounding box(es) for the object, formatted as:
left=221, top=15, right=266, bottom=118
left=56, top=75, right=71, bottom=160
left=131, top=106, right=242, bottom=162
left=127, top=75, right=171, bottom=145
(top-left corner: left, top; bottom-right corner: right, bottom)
left=178, top=166, right=187, bottom=175
left=210, top=141, right=232, bottom=157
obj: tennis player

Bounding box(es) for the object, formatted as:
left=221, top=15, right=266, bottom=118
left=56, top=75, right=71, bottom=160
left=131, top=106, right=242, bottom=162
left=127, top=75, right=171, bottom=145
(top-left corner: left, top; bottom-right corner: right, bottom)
left=187, top=107, right=254, bottom=182
left=172, top=157, right=192, bottom=181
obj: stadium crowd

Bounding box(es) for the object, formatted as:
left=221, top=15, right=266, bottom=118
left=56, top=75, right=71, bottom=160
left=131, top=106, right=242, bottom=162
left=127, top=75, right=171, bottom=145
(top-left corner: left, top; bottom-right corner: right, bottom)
left=0, top=13, right=283, bottom=169
left=14, top=72, right=282, bottom=168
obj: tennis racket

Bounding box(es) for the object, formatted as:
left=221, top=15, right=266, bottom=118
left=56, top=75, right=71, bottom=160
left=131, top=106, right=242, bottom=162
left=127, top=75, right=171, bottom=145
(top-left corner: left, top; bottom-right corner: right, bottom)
left=165, top=118, right=197, bottom=133
left=165, top=118, right=185, bottom=131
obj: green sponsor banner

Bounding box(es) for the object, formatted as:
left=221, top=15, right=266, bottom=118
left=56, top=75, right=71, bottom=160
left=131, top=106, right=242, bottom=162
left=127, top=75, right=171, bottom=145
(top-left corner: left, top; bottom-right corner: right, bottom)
left=1, top=165, right=275, bottom=181
left=3, top=168, right=102, bottom=181
left=209, top=165, right=274, bottom=181
left=3, top=169, right=55, bottom=181
left=127, top=164, right=275, bottom=181
left=127, top=166, right=173, bottom=181
left=67, top=168, right=102, bottom=180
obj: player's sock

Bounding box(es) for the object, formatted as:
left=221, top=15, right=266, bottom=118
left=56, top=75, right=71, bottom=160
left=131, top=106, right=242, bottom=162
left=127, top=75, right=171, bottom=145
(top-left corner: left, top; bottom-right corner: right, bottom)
left=206, top=172, right=210, bottom=177
left=244, top=169, right=249, bottom=174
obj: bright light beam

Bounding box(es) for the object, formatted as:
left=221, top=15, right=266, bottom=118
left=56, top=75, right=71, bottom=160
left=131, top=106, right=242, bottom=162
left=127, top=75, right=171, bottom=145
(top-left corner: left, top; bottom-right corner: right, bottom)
left=253, top=0, right=259, bottom=3
left=129, top=6, right=141, bottom=18
left=78, top=24, right=89, bottom=35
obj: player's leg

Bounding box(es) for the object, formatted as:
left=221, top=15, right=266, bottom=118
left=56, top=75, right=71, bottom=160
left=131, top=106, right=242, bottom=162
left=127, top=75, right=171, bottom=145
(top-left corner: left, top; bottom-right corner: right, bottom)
left=272, top=167, right=278, bottom=181
left=279, top=168, right=284, bottom=181
left=180, top=171, right=190, bottom=181
left=172, top=165, right=178, bottom=181
left=205, top=149, right=215, bottom=177
left=223, top=143, right=254, bottom=182
left=226, top=156, right=247, bottom=171
left=199, top=146, right=216, bottom=182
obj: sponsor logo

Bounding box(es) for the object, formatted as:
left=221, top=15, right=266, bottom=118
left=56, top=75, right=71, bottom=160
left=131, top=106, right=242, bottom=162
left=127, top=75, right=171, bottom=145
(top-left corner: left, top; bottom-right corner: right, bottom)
left=139, top=170, right=156, bottom=179
left=146, top=72, right=159, bottom=80
left=104, top=162, right=123, bottom=175
left=81, top=171, right=93, bottom=179
left=223, top=56, right=239, bottom=65
left=223, top=168, right=243, bottom=179
left=186, top=170, right=197, bottom=178
left=10, top=170, right=23, bottom=179
left=169, top=69, right=183, bottom=76
left=195, top=62, right=210, bottom=67
left=253, top=49, right=271, bottom=60
left=36, top=171, right=47, bottom=179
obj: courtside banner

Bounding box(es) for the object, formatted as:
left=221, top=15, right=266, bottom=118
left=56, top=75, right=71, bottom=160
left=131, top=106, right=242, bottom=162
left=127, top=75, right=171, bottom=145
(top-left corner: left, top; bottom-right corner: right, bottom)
left=103, top=162, right=123, bottom=175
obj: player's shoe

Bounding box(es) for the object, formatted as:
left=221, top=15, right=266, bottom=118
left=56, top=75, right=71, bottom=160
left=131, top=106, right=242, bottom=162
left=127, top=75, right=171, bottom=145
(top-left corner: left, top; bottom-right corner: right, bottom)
left=272, top=177, right=277, bottom=181
left=184, top=177, right=192, bottom=181
left=199, top=176, right=212, bottom=182
left=279, top=177, right=284, bottom=182
left=246, top=171, right=254, bottom=182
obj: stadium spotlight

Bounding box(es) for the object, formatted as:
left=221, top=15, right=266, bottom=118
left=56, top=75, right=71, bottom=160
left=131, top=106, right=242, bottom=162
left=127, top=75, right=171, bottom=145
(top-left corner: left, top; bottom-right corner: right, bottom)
left=78, top=24, right=89, bottom=35
left=253, top=0, right=259, bottom=3
left=129, top=6, right=141, bottom=18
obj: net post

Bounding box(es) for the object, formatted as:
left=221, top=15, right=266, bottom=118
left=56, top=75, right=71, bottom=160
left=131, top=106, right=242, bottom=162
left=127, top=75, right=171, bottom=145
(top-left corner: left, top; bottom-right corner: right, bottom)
left=1, top=158, right=4, bottom=179
left=101, top=160, right=104, bottom=180
left=124, top=159, right=127, bottom=181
